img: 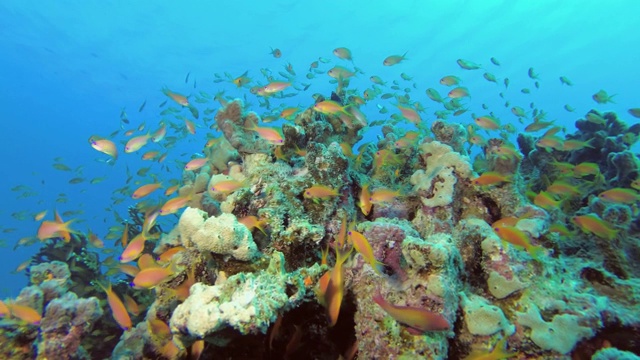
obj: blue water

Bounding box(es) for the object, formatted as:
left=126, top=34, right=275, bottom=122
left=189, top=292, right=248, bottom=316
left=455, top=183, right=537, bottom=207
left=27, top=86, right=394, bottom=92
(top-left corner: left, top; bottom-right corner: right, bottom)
left=0, top=0, right=638, bottom=298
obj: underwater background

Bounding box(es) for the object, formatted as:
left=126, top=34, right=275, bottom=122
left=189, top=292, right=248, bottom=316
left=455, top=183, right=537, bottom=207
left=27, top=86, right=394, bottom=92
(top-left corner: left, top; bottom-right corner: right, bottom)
left=1, top=1, right=640, bottom=359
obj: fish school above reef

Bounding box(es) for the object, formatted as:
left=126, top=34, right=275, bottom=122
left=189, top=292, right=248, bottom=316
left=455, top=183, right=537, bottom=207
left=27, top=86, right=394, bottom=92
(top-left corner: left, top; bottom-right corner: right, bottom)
left=2, top=47, right=640, bottom=359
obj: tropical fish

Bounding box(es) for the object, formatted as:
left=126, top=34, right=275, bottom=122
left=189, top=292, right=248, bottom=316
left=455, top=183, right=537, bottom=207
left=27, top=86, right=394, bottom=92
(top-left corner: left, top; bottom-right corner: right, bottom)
left=572, top=214, right=617, bottom=240
left=184, top=158, right=208, bottom=171
left=472, top=172, right=511, bottom=186
left=373, top=291, right=449, bottom=334
left=132, top=266, right=174, bottom=289
left=232, top=71, right=251, bottom=87
left=598, top=188, right=640, bottom=204
left=592, top=89, right=616, bottom=104
left=333, top=47, right=352, bottom=61
left=628, top=108, right=640, bottom=118
left=304, top=185, right=339, bottom=199
left=439, top=75, right=461, bottom=86
left=493, top=225, right=545, bottom=259
left=448, top=87, right=470, bottom=99
left=490, top=57, right=501, bottom=66
left=125, top=133, right=151, bottom=153
left=37, top=219, right=76, bottom=241
left=96, top=282, right=132, bottom=330
left=457, top=59, right=481, bottom=70
left=132, top=183, right=162, bottom=199
left=6, top=303, right=41, bottom=325
left=464, top=337, right=516, bottom=360
left=559, top=76, right=573, bottom=86
left=313, top=100, right=350, bottom=117
left=245, top=124, right=285, bottom=145
left=383, top=52, right=408, bottom=66
left=269, top=47, right=281, bottom=58
left=89, top=136, right=118, bottom=159
left=162, top=88, right=189, bottom=106
left=348, top=230, right=384, bottom=274
left=262, top=81, right=291, bottom=94
left=475, top=116, right=500, bottom=130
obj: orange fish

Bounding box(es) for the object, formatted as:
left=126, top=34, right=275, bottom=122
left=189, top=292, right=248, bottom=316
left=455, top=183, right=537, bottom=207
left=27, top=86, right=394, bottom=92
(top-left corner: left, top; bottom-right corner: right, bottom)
left=89, top=136, right=118, bottom=159
left=132, top=182, right=162, bottom=199
left=119, top=233, right=146, bottom=263
left=123, top=294, right=140, bottom=316
left=533, top=191, right=561, bottom=211
left=163, top=88, right=189, bottom=106
left=185, top=158, right=208, bottom=171
left=7, top=303, right=41, bottom=325
left=37, top=219, right=76, bottom=241
left=141, top=150, right=160, bottom=161
left=397, top=105, right=421, bottom=124
left=369, top=188, right=401, bottom=204
left=472, top=172, right=511, bottom=186
left=125, top=133, right=151, bottom=153
left=573, top=162, right=600, bottom=177
left=492, top=225, right=545, bottom=259
left=132, top=266, right=174, bottom=289
left=185, top=118, right=196, bottom=135
left=159, top=194, right=192, bottom=215
left=262, top=81, right=291, bottom=94
left=598, top=188, right=640, bottom=204
left=359, top=184, right=372, bottom=216
left=383, top=52, right=408, bottom=66
left=475, top=116, right=500, bottom=130
left=246, top=124, right=285, bottom=145
left=33, top=210, right=47, bottom=221
left=210, top=179, right=249, bottom=194
left=97, top=282, right=132, bottom=330
left=325, top=246, right=352, bottom=326
left=572, top=214, right=617, bottom=240
left=238, top=216, right=267, bottom=235
left=333, top=47, right=353, bottom=61
left=157, top=246, right=185, bottom=263
left=304, top=185, right=339, bottom=199
left=448, top=87, right=470, bottom=99
left=373, top=291, right=449, bottom=334
left=313, top=100, right=351, bottom=117
left=348, top=230, right=384, bottom=274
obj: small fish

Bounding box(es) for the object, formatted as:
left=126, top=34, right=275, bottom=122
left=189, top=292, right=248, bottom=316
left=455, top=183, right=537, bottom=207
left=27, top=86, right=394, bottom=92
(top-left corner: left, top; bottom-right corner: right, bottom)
left=125, top=133, right=151, bottom=153
left=439, top=75, right=461, bottom=86
left=89, top=136, right=118, bottom=159
left=426, top=88, right=444, bottom=103
left=210, top=179, right=249, bottom=194
left=483, top=72, right=498, bottom=83
left=472, top=172, right=511, bottom=186
left=261, top=81, right=291, bottom=94
left=598, top=188, right=640, bottom=204
left=132, top=183, right=162, bottom=199
left=373, top=291, right=449, bottom=334
left=493, top=225, right=545, bottom=259
left=313, top=100, right=351, bottom=117
left=457, top=59, right=481, bottom=70
left=185, top=157, right=208, bottom=171
left=383, top=52, right=408, bottom=66
left=348, top=230, right=384, bottom=274
left=559, top=76, right=573, bottom=86
left=304, top=185, right=339, bottom=199
left=628, top=108, right=640, bottom=118
left=37, top=219, right=76, bottom=241
left=119, top=233, right=146, bottom=263
left=162, top=88, right=189, bottom=106
left=527, top=67, right=539, bottom=79
left=132, top=266, right=174, bottom=289
left=96, top=282, right=132, bottom=330
left=564, top=104, right=575, bottom=112
left=448, top=87, right=470, bottom=99
left=333, top=47, right=352, bottom=61
left=490, top=57, right=501, bottom=66
left=245, top=124, right=285, bottom=145
left=475, top=116, right=500, bottom=130
left=592, top=89, right=616, bottom=104
left=572, top=214, right=617, bottom=240
left=232, top=70, right=251, bottom=87
left=464, top=337, right=516, bottom=360
left=269, top=47, right=281, bottom=58
left=7, top=303, right=41, bottom=325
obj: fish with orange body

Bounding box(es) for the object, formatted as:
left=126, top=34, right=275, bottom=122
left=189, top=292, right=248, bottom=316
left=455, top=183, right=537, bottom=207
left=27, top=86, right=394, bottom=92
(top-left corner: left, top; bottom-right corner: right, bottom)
left=313, top=100, right=351, bottom=117
left=131, top=266, right=174, bottom=289
left=37, top=219, right=77, bottom=241
left=96, top=282, right=132, bottom=330
left=472, top=172, right=511, bottom=186
left=572, top=214, right=618, bottom=240
left=383, top=52, right=408, bottom=66
left=324, top=246, right=352, bottom=326
left=533, top=191, right=562, bottom=211
left=358, top=184, right=372, bottom=216
left=89, top=136, right=118, bottom=159
left=245, top=124, right=285, bottom=145
left=184, top=157, right=208, bottom=171
left=125, top=133, right=152, bottom=153
left=598, top=188, right=640, bottom=204
left=119, top=233, right=146, bottom=263
left=373, top=291, right=449, bottom=334
left=232, top=71, right=251, bottom=87
left=369, top=188, right=402, bottom=204
left=210, top=178, right=250, bottom=194
left=475, top=116, right=500, bottom=130
left=304, top=185, right=339, bottom=199
left=238, top=215, right=267, bottom=235
left=261, top=81, right=291, bottom=95
left=162, top=88, right=189, bottom=106
left=6, top=303, right=42, bottom=325
left=348, top=230, right=384, bottom=274
left=132, top=182, right=162, bottom=199
left=492, top=225, right=545, bottom=260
